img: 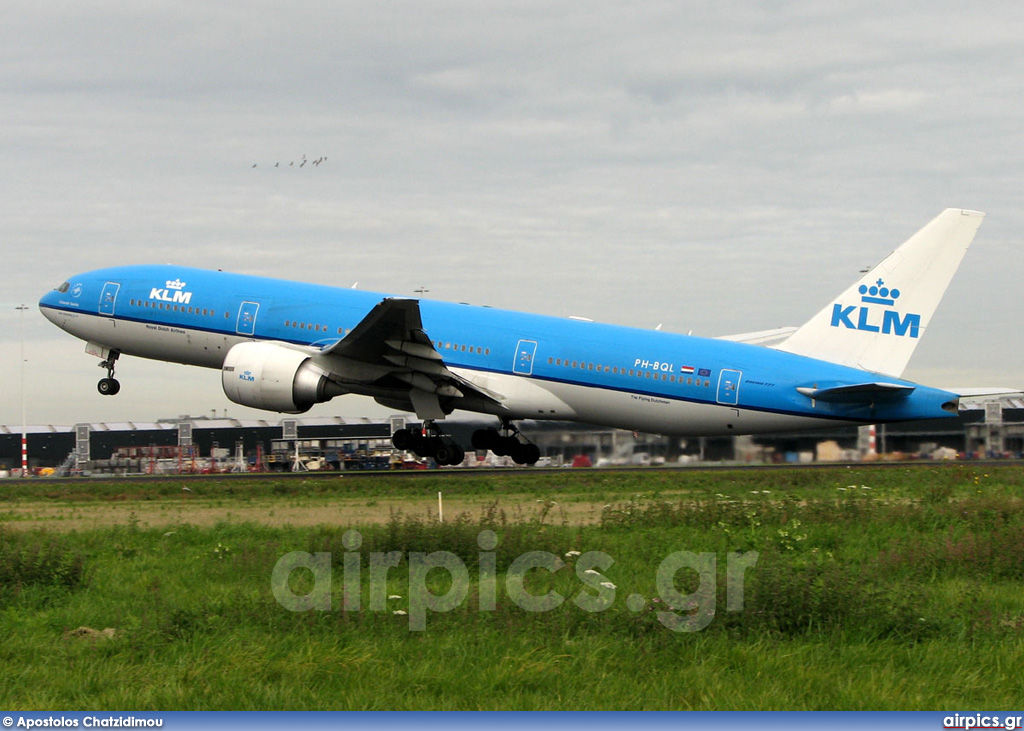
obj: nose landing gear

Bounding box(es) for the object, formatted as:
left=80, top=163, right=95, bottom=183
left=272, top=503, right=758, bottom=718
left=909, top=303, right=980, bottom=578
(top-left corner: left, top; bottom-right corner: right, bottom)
left=97, top=351, right=121, bottom=396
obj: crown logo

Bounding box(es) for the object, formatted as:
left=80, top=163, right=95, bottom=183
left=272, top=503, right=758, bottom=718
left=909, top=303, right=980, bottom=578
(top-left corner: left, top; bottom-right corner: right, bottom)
left=166, top=279, right=187, bottom=290
left=859, top=279, right=900, bottom=306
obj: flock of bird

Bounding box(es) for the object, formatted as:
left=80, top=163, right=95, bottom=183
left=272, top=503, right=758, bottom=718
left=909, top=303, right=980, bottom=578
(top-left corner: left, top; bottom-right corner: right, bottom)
left=251, top=155, right=327, bottom=168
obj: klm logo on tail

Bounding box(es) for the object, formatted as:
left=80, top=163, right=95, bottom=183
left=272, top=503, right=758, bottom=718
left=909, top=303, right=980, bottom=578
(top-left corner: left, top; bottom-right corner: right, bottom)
left=830, top=279, right=921, bottom=338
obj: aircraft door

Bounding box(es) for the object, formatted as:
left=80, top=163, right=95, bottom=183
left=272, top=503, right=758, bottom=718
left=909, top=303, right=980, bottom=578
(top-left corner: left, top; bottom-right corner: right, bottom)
left=99, top=282, right=120, bottom=316
left=716, top=369, right=742, bottom=406
left=236, top=301, right=260, bottom=336
left=513, top=340, right=538, bottom=375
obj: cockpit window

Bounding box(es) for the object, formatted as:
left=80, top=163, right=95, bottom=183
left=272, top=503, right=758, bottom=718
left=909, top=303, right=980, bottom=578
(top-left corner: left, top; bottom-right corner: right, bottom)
left=56, top=282, right=70, bottom=293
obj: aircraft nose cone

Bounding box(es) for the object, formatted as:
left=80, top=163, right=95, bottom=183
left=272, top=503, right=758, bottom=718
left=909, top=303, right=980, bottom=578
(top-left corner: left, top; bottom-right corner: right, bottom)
left=38, top=288, right=66, bottom=324
left=39, top=301, right=58, bottom=324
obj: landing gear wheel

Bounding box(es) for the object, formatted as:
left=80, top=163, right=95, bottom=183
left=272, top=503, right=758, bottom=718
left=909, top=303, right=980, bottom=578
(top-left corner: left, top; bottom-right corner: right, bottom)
left=474, top=421, right=541, bottom=465
left=394, top=422, right=467, bottom=467
left=391, top=428, right=413, bottom=451
left=434, top=443, right=452, bottom=465
left=435, top=443, right=465, bottom=466
left=471, top=428, right=500, bottom=451
left=412, top=436, right=434, bottom=459
left=492, top=436, right=517, bottom=458
left=511, top=442, right=541, bottom=466
left=97, top=377, right=121, bottom=396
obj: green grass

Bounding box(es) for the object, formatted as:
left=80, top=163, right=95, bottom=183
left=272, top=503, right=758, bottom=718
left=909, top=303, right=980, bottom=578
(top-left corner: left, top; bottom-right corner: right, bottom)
left=3, top=462, right=1022, bottom=502
left=1, top=464, right=1023, bottom=709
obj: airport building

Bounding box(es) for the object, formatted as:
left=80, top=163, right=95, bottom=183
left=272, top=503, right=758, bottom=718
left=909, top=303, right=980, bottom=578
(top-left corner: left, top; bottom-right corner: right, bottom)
left=2, top=399, right=1023, bottom=476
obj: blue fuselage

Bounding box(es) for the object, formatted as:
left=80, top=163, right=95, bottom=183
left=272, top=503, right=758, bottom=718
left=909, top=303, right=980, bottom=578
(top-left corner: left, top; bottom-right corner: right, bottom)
left=39, top=264, right=960, bottom=436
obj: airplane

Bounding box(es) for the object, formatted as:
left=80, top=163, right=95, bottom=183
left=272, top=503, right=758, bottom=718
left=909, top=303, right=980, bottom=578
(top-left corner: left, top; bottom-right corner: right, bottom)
left=39, top=208, right=992, bottom=466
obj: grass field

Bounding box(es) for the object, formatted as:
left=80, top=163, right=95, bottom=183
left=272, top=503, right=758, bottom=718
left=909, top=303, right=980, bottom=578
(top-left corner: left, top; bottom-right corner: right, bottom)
left=1, top=464, right=1023, bottom=709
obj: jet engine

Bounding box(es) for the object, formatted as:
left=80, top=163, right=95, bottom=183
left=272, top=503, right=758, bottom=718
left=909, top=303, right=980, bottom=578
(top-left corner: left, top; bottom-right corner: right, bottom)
left=221, top=341, right=346, bottom=413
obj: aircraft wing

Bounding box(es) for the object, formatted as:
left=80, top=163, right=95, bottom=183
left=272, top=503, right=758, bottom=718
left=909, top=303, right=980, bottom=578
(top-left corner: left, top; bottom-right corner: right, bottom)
left=316, top=298, right=504, bottom=418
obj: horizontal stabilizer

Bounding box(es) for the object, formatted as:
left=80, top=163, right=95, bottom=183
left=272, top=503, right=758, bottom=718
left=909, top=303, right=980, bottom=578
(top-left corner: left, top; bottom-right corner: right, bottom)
left=718, top=326, right=798, bottom=345
left=950, top=388, right=1024, bottom=410
left=796, top=382, right=915, bottom=404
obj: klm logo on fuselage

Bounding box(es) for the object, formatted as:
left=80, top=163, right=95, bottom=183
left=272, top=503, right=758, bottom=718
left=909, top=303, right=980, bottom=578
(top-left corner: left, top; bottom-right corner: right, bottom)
left=149, top=278, right=193, bottom=305
left=830, top=280, right=920, bottom=338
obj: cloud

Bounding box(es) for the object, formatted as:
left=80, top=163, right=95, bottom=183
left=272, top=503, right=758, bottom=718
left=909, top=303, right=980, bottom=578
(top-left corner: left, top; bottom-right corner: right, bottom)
left=3, top=0, right=1024, bottom=424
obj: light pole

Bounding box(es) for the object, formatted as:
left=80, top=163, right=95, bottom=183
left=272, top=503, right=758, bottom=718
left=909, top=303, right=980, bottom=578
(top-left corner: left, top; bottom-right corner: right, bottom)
left=16, top=304, right=28, bottom=477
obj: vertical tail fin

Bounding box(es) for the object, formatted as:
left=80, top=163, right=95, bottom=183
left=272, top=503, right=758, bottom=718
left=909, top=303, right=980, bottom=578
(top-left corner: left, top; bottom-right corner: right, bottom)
left=776, top=208, right=985, bottom=377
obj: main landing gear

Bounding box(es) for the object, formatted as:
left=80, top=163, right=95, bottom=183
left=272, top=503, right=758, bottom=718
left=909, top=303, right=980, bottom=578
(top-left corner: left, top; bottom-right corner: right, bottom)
left=471, top=421, right=541, bottom=466
left=97, top=351, right=121, bottom=396
left=391, top=422, right=466, bottom=467
left=392, top=420, right=542, bottom=467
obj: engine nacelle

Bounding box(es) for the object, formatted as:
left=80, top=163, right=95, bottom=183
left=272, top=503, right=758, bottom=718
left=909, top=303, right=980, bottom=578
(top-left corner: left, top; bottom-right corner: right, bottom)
left=222, top=341, right=344, bottom=414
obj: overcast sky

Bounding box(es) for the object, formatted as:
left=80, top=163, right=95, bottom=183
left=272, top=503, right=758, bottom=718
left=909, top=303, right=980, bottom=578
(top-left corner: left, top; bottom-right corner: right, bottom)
left=3, top=1, right=1024, bottom=427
